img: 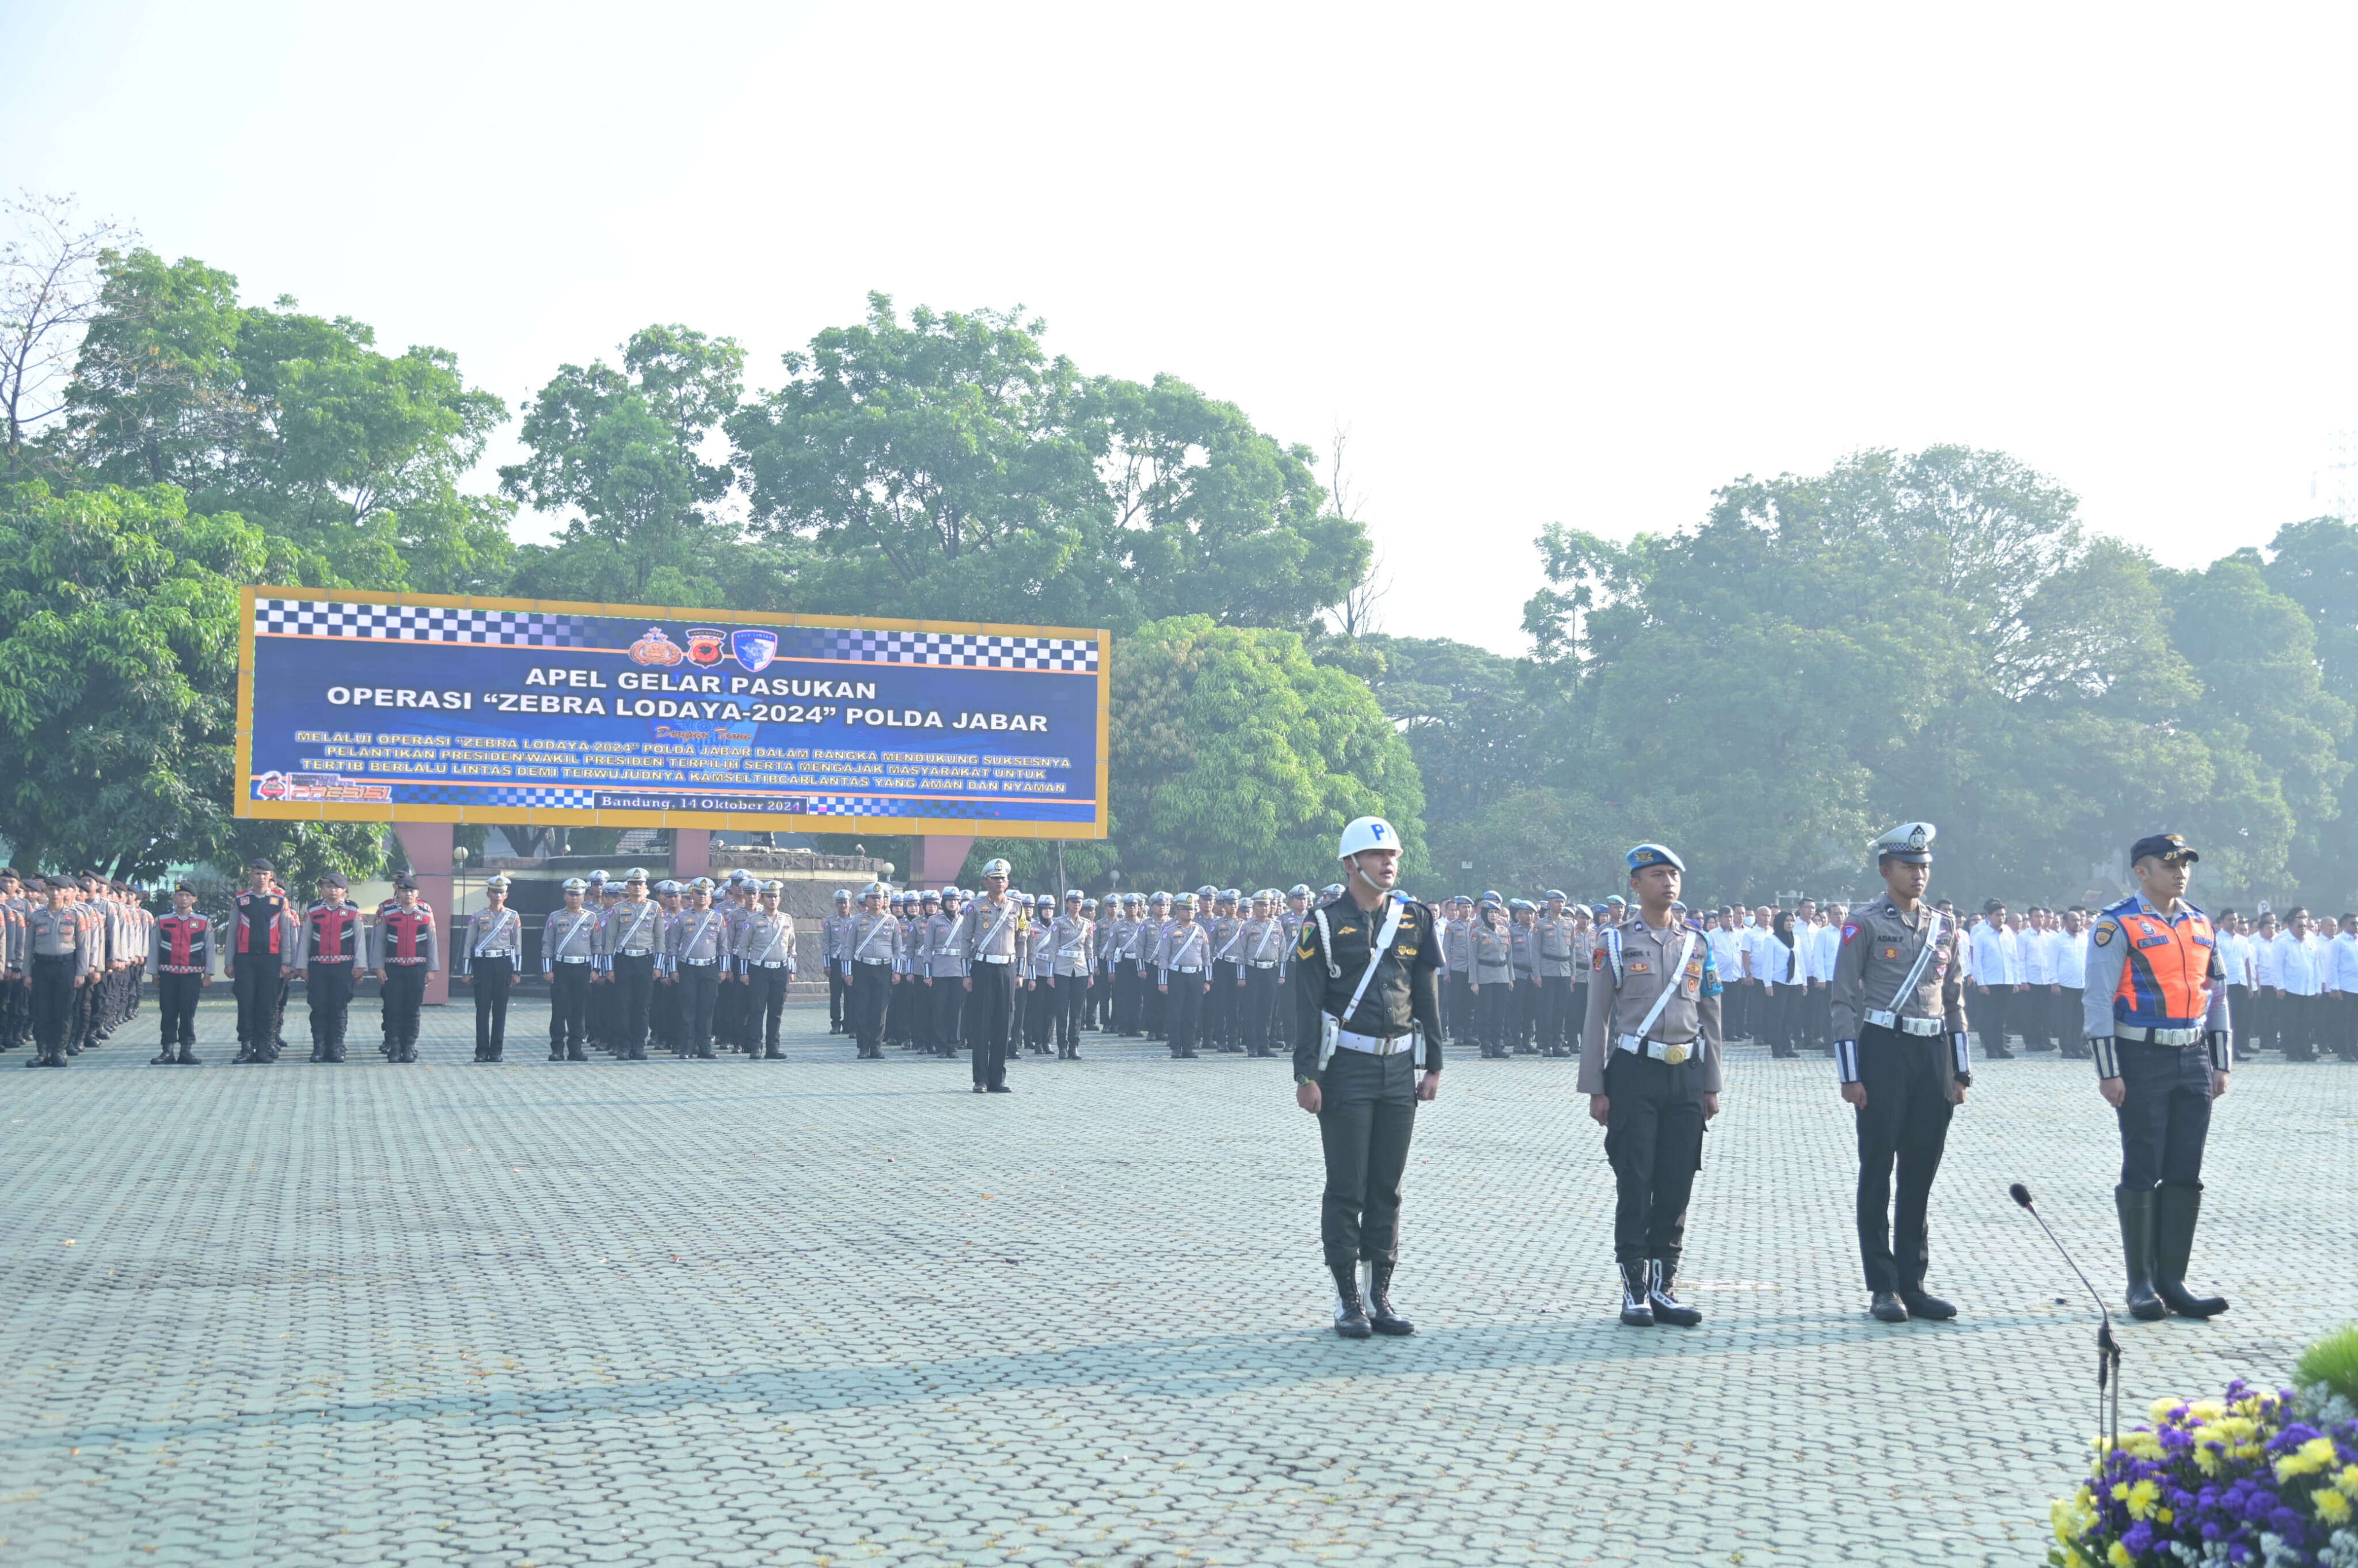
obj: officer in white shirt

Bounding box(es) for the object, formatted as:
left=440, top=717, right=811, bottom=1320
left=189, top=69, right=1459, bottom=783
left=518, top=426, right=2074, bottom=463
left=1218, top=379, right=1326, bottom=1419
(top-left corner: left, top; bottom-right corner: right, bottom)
left=2273, top=908, right=2323, bottom=1061
left=1968, top=902, right=2015, bottom=1060
left=2018, top=909, right=2056, bottom=1051
left=2251, top=911, right=2281, bottom=1054
left=2053, top=908, right=2090, bottom=1060
left=2329, top=914, right=2358, bottom=1063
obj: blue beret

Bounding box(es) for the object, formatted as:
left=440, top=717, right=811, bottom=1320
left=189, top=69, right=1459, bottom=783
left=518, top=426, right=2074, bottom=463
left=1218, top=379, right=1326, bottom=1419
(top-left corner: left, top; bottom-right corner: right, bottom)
left=1626, top=843, right=1686, bottom=874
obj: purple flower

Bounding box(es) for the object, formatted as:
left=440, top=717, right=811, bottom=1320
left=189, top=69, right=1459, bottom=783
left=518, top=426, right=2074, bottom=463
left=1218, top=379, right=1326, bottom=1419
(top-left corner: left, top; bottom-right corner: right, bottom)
left=2123, top=1521, right=2157, bottom=1555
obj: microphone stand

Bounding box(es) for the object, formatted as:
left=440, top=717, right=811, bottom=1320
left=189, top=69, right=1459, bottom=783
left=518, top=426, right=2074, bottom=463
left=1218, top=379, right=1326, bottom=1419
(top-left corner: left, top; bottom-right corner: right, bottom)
left=2011, top=1183, right=2121, bottom=1468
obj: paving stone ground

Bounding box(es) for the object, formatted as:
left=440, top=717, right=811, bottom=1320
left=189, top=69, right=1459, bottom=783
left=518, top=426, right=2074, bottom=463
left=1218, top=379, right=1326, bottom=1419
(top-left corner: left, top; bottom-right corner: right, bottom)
left=3, top=995, right=2352, bottom=1567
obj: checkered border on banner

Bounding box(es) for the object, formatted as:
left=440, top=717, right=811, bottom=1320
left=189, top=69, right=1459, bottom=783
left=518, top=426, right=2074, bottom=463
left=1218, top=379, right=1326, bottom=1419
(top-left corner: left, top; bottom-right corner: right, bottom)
left=254, top=599, right=590, bottom=646
left=803, top=797, right=897, bottom=816
left=827, top=630, right=1097, bottom=672
left=385, top=785, right=598, bottom=809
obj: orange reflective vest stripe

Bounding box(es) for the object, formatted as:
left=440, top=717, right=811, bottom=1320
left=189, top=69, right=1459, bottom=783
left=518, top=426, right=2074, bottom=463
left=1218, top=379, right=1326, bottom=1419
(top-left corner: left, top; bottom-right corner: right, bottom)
left=2109, top=905, right=2215, bottom=1029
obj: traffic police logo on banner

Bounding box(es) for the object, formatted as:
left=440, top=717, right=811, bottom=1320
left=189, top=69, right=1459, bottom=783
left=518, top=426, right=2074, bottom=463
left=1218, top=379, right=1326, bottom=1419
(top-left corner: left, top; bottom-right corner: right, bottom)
left=731, top=629, right=777, bottom=672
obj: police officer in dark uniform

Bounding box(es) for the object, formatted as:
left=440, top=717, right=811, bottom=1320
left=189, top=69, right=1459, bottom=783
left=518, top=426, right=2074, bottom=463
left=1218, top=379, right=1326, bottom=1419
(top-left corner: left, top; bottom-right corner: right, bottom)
left=1829, top=823, right=1972, bottom=1323
left=2083, top=833, right=2233, bottom=1322
left=1293, top=815, right=1442, bottom=1339
left=1579, top=844, right=1722, bottom=1328
left=296, top=870, right=366, bottom=1063
left=227, top=859, right=290, bottom=1063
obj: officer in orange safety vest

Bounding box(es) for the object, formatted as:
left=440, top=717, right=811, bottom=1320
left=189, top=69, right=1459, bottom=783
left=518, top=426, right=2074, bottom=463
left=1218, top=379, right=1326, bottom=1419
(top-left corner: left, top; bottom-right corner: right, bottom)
left=2081, top=832, right=2232, bottom=1324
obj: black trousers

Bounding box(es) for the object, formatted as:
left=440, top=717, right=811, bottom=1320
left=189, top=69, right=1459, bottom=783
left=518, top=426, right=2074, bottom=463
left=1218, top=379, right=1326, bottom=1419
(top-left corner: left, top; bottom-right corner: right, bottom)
left=713, top=967, right=743, bottom=1049
left=1163, top=972, right=1207, bottom=1055
left=828, top=961, right=846, bottom=1031
left=1853, top=1025, right=1954, bottom=1294
left=1569, top=980, right=1589, bottom=1053
left=1475, top=981, right=1511, bottom=1055
left=2116, top=1040, right=2213, bottom=1192
left=1971, top=987, right=2010, bottom=1054
left=381, top=963, right=427, bottom=1051
left=746, top=968, right=789, bottom=1051
left=1534, top=973, right=1570, bottom=1053
left=847, top=961, right=889, bottom=1051
left=1243, top=966, right=1278, bottom=1053
left=934, top=977, right=965, bottom=1056
left=309, top=962, right=356, bottom=1057
left=31, top=956, right=77, bottom=1053
left=612, top=953, right=655, bottom=1056
left=678, top=962, right=720, bottom=1056
left=155, top=972, right=202, bottom=1048
left=1447, top=971, right=1473, bottom=1042
left=232, top=956, right=281, bottom=1046
left=1114, top=959, right=1141, bottom=1032
left=549, top=963, right=590, bottom=1053
left=1317, top=1049, right=1418, bottom=1273
left=1603, top=1049, right=1707, bottom=1268
left=470, top=956, right=513, bottom=1055
left=1043, top=974, right=1084, bottom=1049
left=969, top=962, right=1015, bottom=1087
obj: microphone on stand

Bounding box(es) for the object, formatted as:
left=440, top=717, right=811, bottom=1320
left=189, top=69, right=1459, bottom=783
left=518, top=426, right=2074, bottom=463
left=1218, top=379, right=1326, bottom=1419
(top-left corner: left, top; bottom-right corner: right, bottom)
left=2009, top=1182, right=2122, bottom=1463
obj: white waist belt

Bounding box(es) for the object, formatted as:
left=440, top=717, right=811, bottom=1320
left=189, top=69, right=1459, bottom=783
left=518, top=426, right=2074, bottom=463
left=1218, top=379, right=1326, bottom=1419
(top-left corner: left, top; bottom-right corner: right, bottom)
left=554, top=956, right=592, bottom=965
left=753, top=961, right=789, bottom=969
left=1250, top=961, right=1277, bottom=969
left=1170, top=965, right=1202, bottom=974
left=980, top=953, right=1013, bottom=964
left=2118, top=1024, right=2203, bottom=1045
left=1866, top=1010, right=1945, bottom=1036
left=679, top=958, right=717, bottom=967
left=1616, top=1033, right=1703, bottom=1064
left=1336, top=1028, right=1416, bottom=1055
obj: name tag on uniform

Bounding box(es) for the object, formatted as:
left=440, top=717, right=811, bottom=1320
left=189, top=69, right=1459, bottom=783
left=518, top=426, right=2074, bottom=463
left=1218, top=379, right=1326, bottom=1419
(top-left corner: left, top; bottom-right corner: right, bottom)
left=2135, top=934, right=2171, bottom=950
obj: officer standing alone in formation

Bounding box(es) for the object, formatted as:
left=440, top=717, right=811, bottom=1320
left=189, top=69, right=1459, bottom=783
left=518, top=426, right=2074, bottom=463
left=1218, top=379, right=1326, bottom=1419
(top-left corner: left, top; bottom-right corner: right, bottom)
left=1293, top=815, right=1440, bottom=1338
left=1580, top=844, right=1722, bottom=1329
left=148, top=880, right=212, bottom=1065
left=1828, top=823, right=1972, bottom=1323
left=956, top=858, right=1031, bottom=1093
left=2085, top=833, right=2234, bottom=1322
left=456, top=873, right=524, bottom=1063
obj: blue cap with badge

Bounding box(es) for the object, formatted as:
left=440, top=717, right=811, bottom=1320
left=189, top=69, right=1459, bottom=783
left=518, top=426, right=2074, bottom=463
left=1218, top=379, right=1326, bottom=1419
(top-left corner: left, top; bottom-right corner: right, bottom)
left=1626, top=843, right=1685, bottom=874
left=2129, top=832, right=2198, bottom=865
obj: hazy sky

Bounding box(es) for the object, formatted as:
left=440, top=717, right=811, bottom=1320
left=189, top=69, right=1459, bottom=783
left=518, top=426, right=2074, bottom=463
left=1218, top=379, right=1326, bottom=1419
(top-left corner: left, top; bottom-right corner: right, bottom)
left=9, top=2, right=2356, bottom=652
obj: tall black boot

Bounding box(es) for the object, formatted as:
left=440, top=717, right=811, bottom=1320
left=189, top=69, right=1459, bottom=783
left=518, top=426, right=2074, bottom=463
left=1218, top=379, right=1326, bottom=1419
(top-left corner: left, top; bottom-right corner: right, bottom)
left=1647, top=1259, right=1702, bottom=1327
left=1363, top=1261, right=1414, bottom=1335
left=176, top=1044, right=201, bottom=1065
left=1618, top=1261, right=1655, bottom=1327
left=1330, top=1263, right=1372, bottom=1339
left=152, top=1040, right=178, bottom=1065
left=2116, top=1185, right=2167, bottom=1322
left=2153, top=1182, right=2228, bottom=1318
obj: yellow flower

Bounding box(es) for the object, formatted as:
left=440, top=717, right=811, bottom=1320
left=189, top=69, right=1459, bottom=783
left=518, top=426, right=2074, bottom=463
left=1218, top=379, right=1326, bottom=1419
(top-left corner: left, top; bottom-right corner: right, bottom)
left=2188, top=1400, right=2226, bottom=1421
left=2276, top=1436, right=2340, bottom=1482
left=2151, top=1398, right=2182, bottom=1422
left=2336, top=1463, right=2358, bottom=1497
left=2317, top=1490, right=2352, bottom=1526
left=2124, top=1479, right=2161, bottom=1520
left=2109, top=1541, right=2135, bottom=1568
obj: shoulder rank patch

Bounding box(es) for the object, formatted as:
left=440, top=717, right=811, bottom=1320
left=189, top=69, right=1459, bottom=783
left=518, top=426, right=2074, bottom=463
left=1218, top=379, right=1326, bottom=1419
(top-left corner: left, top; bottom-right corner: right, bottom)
left=2093, top=921, right=2115, bottom=947
left=1593, top=949, right=1608, bottom=971
left=1841, top=922, right=1860, bottom=944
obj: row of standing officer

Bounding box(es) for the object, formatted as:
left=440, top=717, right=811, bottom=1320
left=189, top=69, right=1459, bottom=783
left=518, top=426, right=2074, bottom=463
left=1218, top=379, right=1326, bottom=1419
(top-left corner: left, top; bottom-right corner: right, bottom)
left=1435, top=893, right=1588, bottom=1058
left=3, top=868, right=153, bottom=1067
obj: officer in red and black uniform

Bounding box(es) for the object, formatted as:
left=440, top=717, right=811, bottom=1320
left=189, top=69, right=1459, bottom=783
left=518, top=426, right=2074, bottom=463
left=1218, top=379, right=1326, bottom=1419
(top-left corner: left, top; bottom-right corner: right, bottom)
left=227, top=859, right=290, bottom=1063
left=2083, top=832, right=2234, bottom=1323
left=370, top=876, right=440, bottom=1063
left=296, top=871, right=365, bottom=1063
left=149, top=880, right=213, bottom=1064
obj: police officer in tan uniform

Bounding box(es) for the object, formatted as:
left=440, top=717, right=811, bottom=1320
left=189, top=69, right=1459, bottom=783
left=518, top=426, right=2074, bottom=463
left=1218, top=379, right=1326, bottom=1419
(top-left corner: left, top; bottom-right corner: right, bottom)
left=1829, top=823, right=1972, bottom=1323
left=1579, top=844, right=1723, bottom=1329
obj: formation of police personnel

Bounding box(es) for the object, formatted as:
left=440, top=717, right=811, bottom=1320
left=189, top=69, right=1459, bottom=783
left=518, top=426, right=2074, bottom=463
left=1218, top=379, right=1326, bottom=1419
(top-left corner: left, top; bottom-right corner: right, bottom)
left=1, top=867, right=154, bottom=1067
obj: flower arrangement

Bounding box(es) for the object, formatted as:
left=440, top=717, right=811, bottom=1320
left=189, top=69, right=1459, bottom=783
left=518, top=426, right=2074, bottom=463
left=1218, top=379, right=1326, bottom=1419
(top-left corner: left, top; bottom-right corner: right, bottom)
left=2048, top=1329, right=2358, bottom=1567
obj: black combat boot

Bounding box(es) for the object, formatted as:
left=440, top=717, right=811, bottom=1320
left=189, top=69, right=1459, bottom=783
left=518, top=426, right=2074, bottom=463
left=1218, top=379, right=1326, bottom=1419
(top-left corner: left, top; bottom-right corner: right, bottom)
left=1870, top=1291, right=1910, bottom=1322
left=151, top=1041, right=178, bottom=1065
left=1646, top=1259, right=1702, bottom=1327
left=2153, top=1183, right=2228, bottom=1319
left=1618, top=1261, right=1655, bottom=1327
left=1363, top=1261, right=1414, bottom=1335
left=1332, top=1264, right=1372, bottom=1339
left=1899, top=1284, right=1958, bottom=1320
left=176, top=1045, right=201, bottom=1065
left=2116, top=1185, right=2167, bottom=1322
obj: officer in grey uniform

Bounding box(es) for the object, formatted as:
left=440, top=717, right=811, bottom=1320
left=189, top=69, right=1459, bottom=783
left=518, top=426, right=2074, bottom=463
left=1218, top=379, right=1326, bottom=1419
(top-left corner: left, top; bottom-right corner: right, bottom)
left=1157, top=892, right=1214, bottom=1058
left=457, top=873, right=524, bottom=1063
left=1044, top=890, right=1094, bottom=1057
left=596, top=870, right=665, bottom=1060
left=1534, top=892, right=1579, bottom=1056
left=843, top=883, right=899, bottom=1058
left=1829, top=823, right=1972, bottom=1323
left=1580, top=844, right=1723, bottom=1328
left=1443, top=895, right=1475, bottom=1044
left=1469, top=897, right=1515, bottom=1057
left=824, top=890, right=853, bottom=1034
left=543, top=878, right=598, bottom=1060
left=955, top=860, right=1030, bottom=1091
left=735, top=881, right=796, bottom=1059
left=25, top=880, right=96, bottom=1067
left=669, top=877, right=729, bottom=1059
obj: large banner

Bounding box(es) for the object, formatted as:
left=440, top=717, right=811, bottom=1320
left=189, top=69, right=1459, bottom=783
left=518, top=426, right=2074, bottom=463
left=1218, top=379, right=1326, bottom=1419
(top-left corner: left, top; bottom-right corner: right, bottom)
left=235, top=589, right=1109, bottom=837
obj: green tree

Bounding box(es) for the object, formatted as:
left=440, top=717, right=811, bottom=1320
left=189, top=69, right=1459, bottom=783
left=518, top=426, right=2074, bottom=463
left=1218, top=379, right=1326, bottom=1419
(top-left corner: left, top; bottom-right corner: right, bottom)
left=0, top=479, right=378, bottom=881
left=502, top=324, right=751, bottom=605
left=727, top=295, right=1366, bottom=631
left=52, top=248, right=511, bottom=592
left=1108, top=615, right=1424, bottom=891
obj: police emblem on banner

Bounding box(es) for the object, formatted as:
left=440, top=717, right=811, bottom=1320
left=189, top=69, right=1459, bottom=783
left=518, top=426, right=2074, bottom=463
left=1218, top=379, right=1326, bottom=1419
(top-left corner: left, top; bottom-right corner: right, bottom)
left=731, top=629, right=778, bottom=672
left=629, top=628, right=684, bottom=665
left=686, top=628, right=725, bottom=666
